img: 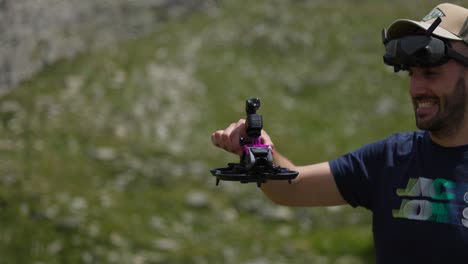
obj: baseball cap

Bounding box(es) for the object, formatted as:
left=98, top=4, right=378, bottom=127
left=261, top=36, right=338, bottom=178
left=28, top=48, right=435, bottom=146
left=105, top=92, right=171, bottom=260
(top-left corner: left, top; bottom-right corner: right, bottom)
left=386, top=3, right=468, bottom=44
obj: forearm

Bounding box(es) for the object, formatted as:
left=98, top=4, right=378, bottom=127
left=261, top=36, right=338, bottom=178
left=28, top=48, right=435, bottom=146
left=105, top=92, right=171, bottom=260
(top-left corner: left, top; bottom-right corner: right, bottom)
left=260, top=150, right=346, bottom=207
left=260, top=151, right=299, bottom=205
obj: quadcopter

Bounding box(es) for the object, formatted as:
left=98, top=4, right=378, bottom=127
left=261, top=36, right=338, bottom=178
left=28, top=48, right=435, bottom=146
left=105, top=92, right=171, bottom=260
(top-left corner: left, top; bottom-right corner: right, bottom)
left=210, top=98, right=298, bottom=187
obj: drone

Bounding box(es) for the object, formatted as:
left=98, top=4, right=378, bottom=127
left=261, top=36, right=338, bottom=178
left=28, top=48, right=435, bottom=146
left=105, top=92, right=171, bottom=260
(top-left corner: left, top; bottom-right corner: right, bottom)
left=210, top=98, right=298, bottom=187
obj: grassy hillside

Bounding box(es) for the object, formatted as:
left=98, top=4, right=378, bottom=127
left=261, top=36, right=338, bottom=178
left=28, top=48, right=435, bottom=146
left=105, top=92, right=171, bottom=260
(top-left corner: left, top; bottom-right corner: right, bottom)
left=0, top=0, right=455, bottom=263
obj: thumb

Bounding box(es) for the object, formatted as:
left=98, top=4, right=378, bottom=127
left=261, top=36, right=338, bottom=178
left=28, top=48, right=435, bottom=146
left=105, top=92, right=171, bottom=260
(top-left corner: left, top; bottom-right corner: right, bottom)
left=260, top=130, right=274, bottom=148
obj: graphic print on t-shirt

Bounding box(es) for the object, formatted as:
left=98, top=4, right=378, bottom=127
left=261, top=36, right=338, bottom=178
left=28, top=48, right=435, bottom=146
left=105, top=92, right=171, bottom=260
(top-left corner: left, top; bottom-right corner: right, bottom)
left=392, top=177, right=468, bottom=228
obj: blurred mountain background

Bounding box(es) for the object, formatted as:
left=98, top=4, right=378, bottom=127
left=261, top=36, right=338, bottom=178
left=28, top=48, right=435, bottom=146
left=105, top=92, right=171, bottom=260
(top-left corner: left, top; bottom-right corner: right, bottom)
left=0, top=0, right=461, bottom=263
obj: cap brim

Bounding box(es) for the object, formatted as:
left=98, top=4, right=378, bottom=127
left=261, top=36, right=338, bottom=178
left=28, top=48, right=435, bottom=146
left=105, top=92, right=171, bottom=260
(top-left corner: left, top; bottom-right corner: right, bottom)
left=387, top=19, right=462, bottom=40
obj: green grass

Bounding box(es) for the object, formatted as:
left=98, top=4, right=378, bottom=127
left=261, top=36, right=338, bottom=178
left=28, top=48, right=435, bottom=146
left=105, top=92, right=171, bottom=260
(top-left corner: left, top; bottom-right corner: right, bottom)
left=0, top=0, right=455, bottom=263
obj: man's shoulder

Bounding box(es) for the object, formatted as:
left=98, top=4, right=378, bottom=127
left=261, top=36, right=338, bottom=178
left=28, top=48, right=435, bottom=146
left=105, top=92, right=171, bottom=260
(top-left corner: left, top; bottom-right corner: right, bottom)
left=384, top=130, right=426, bottom=144
left=346, top=131, right=427, bottom=158
left=379, top=130, right=426, bottom=155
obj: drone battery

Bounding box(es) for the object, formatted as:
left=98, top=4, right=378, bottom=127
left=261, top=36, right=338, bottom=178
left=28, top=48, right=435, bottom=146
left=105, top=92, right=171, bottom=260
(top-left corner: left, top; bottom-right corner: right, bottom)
left=249, top=147, right=269, bottom=157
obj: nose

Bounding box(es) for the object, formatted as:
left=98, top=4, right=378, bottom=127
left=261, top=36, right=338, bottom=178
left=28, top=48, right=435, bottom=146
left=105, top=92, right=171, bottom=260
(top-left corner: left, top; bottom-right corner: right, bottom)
left=409, top=71, right=429, bottom=97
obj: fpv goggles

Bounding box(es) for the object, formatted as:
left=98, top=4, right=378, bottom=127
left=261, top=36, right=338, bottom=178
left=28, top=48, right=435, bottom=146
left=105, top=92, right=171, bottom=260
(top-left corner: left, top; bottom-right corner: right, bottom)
left=382, top=17, right=468, bottom=72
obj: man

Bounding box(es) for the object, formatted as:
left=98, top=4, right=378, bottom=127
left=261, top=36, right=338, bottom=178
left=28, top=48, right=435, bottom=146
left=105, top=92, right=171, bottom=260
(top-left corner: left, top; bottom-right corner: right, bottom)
left=211, top=3, right=468, bottom=264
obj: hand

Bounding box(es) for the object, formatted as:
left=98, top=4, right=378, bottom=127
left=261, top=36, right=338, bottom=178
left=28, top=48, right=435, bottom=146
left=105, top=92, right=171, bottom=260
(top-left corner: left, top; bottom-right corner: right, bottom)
left=211, top=119, right=274, bottom=156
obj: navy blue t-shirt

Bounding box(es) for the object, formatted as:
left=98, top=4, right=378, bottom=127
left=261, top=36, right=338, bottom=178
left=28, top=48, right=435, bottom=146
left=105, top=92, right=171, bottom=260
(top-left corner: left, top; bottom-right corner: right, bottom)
left=330, top=131, right=468, bottom=264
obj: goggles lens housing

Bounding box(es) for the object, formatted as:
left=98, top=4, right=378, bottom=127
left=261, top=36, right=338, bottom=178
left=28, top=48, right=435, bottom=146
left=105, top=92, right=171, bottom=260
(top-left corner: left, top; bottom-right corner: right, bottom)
left=383, top=35, right=449, bottom=71
left=382, top=17, right=468, bottom=72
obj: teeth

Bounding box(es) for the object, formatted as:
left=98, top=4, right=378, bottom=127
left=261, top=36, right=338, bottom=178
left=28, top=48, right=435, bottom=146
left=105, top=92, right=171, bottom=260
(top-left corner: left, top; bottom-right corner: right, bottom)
left=414, top=97, right=438, bottom=109
left=418, top=101, right=434, bottom=108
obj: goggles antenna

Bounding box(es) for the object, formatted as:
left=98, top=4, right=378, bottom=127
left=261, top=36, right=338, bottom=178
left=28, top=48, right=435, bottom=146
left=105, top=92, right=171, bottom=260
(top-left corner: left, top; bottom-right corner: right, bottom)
left=426, top=17, right=442, bottom=36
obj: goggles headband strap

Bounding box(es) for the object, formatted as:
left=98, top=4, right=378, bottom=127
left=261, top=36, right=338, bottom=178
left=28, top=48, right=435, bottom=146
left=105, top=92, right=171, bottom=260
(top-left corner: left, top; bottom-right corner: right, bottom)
left=447, top=47, right=468, bottom=67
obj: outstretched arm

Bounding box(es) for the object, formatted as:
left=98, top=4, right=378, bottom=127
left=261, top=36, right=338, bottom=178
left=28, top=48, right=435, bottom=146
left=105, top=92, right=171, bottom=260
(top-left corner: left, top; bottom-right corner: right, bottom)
left=261, top=151, right=346, bottom=207
left=211, top=119, right=347, bottom=207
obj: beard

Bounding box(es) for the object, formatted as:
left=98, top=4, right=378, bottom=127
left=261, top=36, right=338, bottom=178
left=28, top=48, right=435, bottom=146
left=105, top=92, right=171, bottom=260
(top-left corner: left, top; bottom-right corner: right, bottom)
left=413, top=76, right=467, bottom=138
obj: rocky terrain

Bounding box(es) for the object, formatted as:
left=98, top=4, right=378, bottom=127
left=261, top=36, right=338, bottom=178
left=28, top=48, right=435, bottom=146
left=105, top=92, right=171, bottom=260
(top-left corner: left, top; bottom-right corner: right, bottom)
left=0, top=0, right=212, bottom=93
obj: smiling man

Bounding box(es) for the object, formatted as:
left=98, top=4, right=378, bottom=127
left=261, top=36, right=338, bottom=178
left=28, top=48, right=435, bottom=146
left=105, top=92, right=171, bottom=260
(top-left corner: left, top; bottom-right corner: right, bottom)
left=409, top=58, right=467, bottom=143
left=211, top=3, right=468, bottom=263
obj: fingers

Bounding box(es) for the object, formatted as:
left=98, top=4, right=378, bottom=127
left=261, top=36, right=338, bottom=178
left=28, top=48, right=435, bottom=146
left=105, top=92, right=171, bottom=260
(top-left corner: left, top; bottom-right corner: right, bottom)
left=210, top=130, right=224, bottom=147
left=211, top=119, right=276, bottom=156
left=211, top=119, right=246, bottom=156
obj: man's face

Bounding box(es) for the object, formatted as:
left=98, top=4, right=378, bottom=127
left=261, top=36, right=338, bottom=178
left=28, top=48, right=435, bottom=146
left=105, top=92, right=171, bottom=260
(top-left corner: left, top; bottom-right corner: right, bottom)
left=409, top=59, right=468, bottom=138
